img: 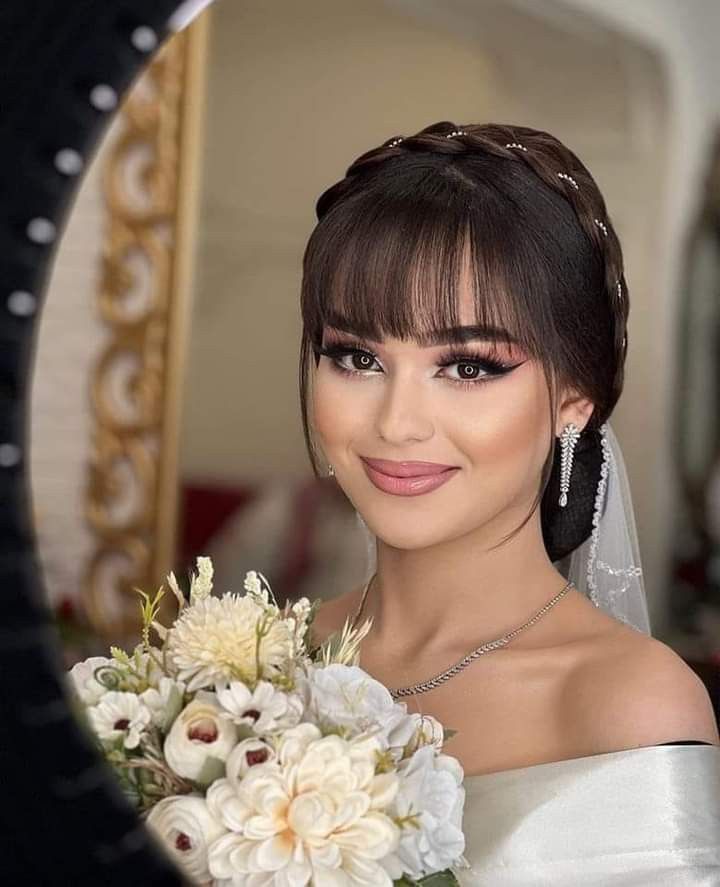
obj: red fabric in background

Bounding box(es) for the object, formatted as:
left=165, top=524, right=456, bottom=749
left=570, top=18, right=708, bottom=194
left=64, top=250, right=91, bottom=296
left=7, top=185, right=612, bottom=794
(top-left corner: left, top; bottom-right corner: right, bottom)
left=177, top=478, right=341, bottom=606
left=178, top=483, right=257, bottom=568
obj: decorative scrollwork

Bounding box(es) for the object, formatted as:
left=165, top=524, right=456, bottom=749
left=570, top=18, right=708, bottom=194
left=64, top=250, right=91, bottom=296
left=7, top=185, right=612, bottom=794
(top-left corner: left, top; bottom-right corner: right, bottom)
left=83, top=18, right=207, bottom=638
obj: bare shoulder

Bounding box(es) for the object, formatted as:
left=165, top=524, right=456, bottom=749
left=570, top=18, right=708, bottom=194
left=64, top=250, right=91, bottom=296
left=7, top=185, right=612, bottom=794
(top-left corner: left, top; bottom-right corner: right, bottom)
left=563, top=627, right=720, bottom=749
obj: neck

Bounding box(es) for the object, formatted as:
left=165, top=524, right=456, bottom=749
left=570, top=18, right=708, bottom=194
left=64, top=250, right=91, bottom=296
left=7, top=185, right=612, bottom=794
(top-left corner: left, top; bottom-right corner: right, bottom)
left=360, top=507, right=571, bottom=656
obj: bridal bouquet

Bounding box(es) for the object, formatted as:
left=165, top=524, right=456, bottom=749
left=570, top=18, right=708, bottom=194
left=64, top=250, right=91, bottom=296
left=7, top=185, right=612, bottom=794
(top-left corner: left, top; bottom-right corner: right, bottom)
left=67, top=557, right=467, bottom=886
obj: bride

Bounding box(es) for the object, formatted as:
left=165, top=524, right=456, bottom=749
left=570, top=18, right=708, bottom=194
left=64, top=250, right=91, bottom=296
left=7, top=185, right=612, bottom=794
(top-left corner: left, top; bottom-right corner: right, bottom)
left=300, top=121, right=720, bottom=883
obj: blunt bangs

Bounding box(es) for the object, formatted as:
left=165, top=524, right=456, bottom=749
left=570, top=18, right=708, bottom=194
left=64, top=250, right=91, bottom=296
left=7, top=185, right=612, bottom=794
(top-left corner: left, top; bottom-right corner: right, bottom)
left=300, top=157, right=565, bottom=364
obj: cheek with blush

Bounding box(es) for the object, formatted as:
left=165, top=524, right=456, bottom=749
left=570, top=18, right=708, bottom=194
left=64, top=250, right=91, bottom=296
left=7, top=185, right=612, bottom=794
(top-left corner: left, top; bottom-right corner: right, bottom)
left=311, top=370, right=365, bottom=468
left=442, top=364, right=552, bottom=520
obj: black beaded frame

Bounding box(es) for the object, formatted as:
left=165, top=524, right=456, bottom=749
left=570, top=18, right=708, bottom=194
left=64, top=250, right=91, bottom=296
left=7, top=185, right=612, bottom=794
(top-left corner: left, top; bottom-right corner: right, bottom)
left=0, top=2, right=207, bottom=883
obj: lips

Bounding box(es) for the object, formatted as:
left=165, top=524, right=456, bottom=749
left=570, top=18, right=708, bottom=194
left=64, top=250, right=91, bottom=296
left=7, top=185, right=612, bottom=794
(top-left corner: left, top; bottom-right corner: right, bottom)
left=360, top=457, right=458, bottom=478
left=360, top=457, right=460, bottom=497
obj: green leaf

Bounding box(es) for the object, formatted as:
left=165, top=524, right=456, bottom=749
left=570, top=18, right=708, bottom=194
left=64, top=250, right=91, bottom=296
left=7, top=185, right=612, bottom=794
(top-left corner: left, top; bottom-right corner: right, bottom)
left=158, top=683, right=184, bottom=733
left=110, top=646, right=132, bottom=666
left=420, top=872, right=461, bottom=886
left=394, top=871, right=460, bottom=887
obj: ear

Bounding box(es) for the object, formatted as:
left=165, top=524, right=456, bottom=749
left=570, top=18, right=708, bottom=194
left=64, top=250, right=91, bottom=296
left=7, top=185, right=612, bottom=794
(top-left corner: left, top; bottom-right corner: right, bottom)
left=555, top=388, right=595, bottom=437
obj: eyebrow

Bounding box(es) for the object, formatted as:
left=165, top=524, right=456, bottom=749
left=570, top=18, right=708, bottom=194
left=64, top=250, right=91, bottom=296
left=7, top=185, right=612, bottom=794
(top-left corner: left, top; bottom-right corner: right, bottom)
left=324, top=313, right=520, bottom=347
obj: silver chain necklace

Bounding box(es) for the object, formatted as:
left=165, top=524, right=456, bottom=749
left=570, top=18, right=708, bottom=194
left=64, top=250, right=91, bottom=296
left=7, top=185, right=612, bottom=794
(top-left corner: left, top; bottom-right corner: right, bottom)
left=351, top=573, right=574, bottom=699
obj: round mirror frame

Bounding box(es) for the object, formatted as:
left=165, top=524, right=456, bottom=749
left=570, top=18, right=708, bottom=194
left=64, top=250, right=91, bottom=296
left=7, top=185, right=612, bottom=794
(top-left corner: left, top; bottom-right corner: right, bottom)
left=0, top=1, right=209, bottom=881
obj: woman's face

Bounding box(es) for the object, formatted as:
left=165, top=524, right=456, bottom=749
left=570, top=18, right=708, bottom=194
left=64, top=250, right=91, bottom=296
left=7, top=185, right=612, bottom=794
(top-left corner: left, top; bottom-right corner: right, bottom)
left=311, top=285, right=562, bottom=552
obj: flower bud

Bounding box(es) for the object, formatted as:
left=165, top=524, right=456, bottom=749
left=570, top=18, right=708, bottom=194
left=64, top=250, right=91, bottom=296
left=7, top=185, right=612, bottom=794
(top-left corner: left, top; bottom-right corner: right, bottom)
left=164, top=697, right=238, bottom=783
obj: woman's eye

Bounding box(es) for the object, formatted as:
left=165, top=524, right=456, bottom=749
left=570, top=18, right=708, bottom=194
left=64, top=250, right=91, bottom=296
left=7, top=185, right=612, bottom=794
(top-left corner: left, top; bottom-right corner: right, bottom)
left=345, top=351, right=378, bottom=372
left=314, top=342, right=517, bottom=387
left=442, top=362, right=489, bottom=383
left=313, top=343, right=380, bottom=374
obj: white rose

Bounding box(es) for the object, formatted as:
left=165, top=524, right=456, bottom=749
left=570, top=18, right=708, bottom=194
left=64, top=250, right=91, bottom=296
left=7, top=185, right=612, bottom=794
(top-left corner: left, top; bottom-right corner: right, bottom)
left=305, top=663, right=410, bottom=745
left=215, top=679, right=304, bottom=733
left=164, top=696, right=238, bottom=784
left=382, top=744, right=466, bottom=881
left=68, top=656, right=114, bottom=705
left=87, top=691, right=152, bottom=749
left=146, top=795, right=227, bottom=883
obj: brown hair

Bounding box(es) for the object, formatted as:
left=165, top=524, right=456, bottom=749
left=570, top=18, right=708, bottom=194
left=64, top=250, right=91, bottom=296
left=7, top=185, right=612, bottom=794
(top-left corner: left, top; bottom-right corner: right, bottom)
left=299, top=121, right=628, bottom=553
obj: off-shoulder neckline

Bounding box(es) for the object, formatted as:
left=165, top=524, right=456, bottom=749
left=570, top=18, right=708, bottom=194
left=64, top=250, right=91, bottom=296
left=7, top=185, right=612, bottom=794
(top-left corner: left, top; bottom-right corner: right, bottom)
left=462, top=740, right=719, bottom=785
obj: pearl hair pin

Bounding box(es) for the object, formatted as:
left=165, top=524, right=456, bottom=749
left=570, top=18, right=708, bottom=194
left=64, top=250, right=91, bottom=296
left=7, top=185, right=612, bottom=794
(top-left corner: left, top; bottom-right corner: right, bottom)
left=557, top=172, right=579, bottom=190
left=382, top=129, right=625, bottom=329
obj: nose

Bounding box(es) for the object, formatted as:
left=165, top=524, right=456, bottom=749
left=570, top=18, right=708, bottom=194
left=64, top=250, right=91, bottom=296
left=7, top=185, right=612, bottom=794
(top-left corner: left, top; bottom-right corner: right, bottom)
left=374, top=371, right=434, bottom=445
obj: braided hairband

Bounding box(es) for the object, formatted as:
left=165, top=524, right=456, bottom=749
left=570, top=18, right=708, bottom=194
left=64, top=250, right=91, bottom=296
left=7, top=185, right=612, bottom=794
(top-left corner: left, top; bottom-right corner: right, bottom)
left=386, top=130, right=626, bottom=345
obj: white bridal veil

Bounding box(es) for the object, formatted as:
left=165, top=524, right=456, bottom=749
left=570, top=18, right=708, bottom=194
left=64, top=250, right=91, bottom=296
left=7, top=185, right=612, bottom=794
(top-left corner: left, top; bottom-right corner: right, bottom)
left=560, top=421, right=651, bottom=634
left=355, top=420, right=652, bottom=636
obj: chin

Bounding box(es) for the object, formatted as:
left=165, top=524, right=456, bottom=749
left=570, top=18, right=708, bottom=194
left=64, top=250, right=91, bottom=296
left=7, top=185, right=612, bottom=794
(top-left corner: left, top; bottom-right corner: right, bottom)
left=354, top=506, right=466, bottom=552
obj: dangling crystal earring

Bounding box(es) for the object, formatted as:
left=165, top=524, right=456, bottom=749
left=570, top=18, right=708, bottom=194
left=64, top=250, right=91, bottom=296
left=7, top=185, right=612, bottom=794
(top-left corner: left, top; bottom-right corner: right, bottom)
left=558, top=422, right=581, bottom=507
left=327, top=463, right=335, bottom=477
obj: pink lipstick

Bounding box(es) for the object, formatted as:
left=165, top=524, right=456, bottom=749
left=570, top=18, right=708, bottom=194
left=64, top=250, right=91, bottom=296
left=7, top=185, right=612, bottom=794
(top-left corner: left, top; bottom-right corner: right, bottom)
left=361, top=457, right=460, bottom=497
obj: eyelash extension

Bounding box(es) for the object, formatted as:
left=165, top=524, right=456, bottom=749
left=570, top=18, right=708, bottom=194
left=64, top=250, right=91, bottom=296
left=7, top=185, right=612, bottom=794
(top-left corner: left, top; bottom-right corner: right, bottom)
left=312, top=339, right=521, bottom=389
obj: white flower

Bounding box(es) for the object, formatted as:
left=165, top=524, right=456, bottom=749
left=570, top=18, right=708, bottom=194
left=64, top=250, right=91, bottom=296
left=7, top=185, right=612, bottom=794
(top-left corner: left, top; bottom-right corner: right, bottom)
left=206, top=723, right=400, bottom=886
left=165, top=592, right=294, bottom=692
left=304, top=663, right=412, bottom=748
left=402, top=713, right=445, bottom=756
left=215, top=680, right=304, bottom=733
left=291, top=596, right=312, bottom=624
left=188, top=555, right=214, bottom=604
left=87, top=691, right=152, bottom=749
left=140, top=676, right=185, bottom=731
left=137, top=648, right=169, bottom=688
left=242, top=570, right=267, bottom=600
left=382, top=745, right=466, bottom=881
left=243, top=570, right=278, bottom=613
left=146, top=795, right=227, bottom=883
left=224, top=737, right=277, bottom=786
left=68, top=656, right=114, bottom=705
left=164, top=695, right=238, bottom=784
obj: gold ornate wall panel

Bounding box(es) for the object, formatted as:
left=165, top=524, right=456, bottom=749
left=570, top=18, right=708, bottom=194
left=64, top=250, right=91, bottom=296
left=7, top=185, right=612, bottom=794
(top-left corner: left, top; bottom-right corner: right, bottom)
left=83, top=16, right=208, bottom=637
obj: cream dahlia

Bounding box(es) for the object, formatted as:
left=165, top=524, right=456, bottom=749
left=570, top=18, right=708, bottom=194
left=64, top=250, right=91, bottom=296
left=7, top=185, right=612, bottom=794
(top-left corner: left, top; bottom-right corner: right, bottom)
left=165, top=593, right=295, bottom=693
left=205, top=723, right=401, bottom=886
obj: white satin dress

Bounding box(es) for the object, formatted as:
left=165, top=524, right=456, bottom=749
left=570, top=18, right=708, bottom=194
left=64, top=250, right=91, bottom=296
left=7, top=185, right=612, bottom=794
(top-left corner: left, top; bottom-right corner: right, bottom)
left=456, top=740, right=720, bottom=885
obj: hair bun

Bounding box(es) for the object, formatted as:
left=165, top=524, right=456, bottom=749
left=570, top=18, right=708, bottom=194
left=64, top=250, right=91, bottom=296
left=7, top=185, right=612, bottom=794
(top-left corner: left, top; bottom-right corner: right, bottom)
left=541, top=426, right=604, bottom=561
